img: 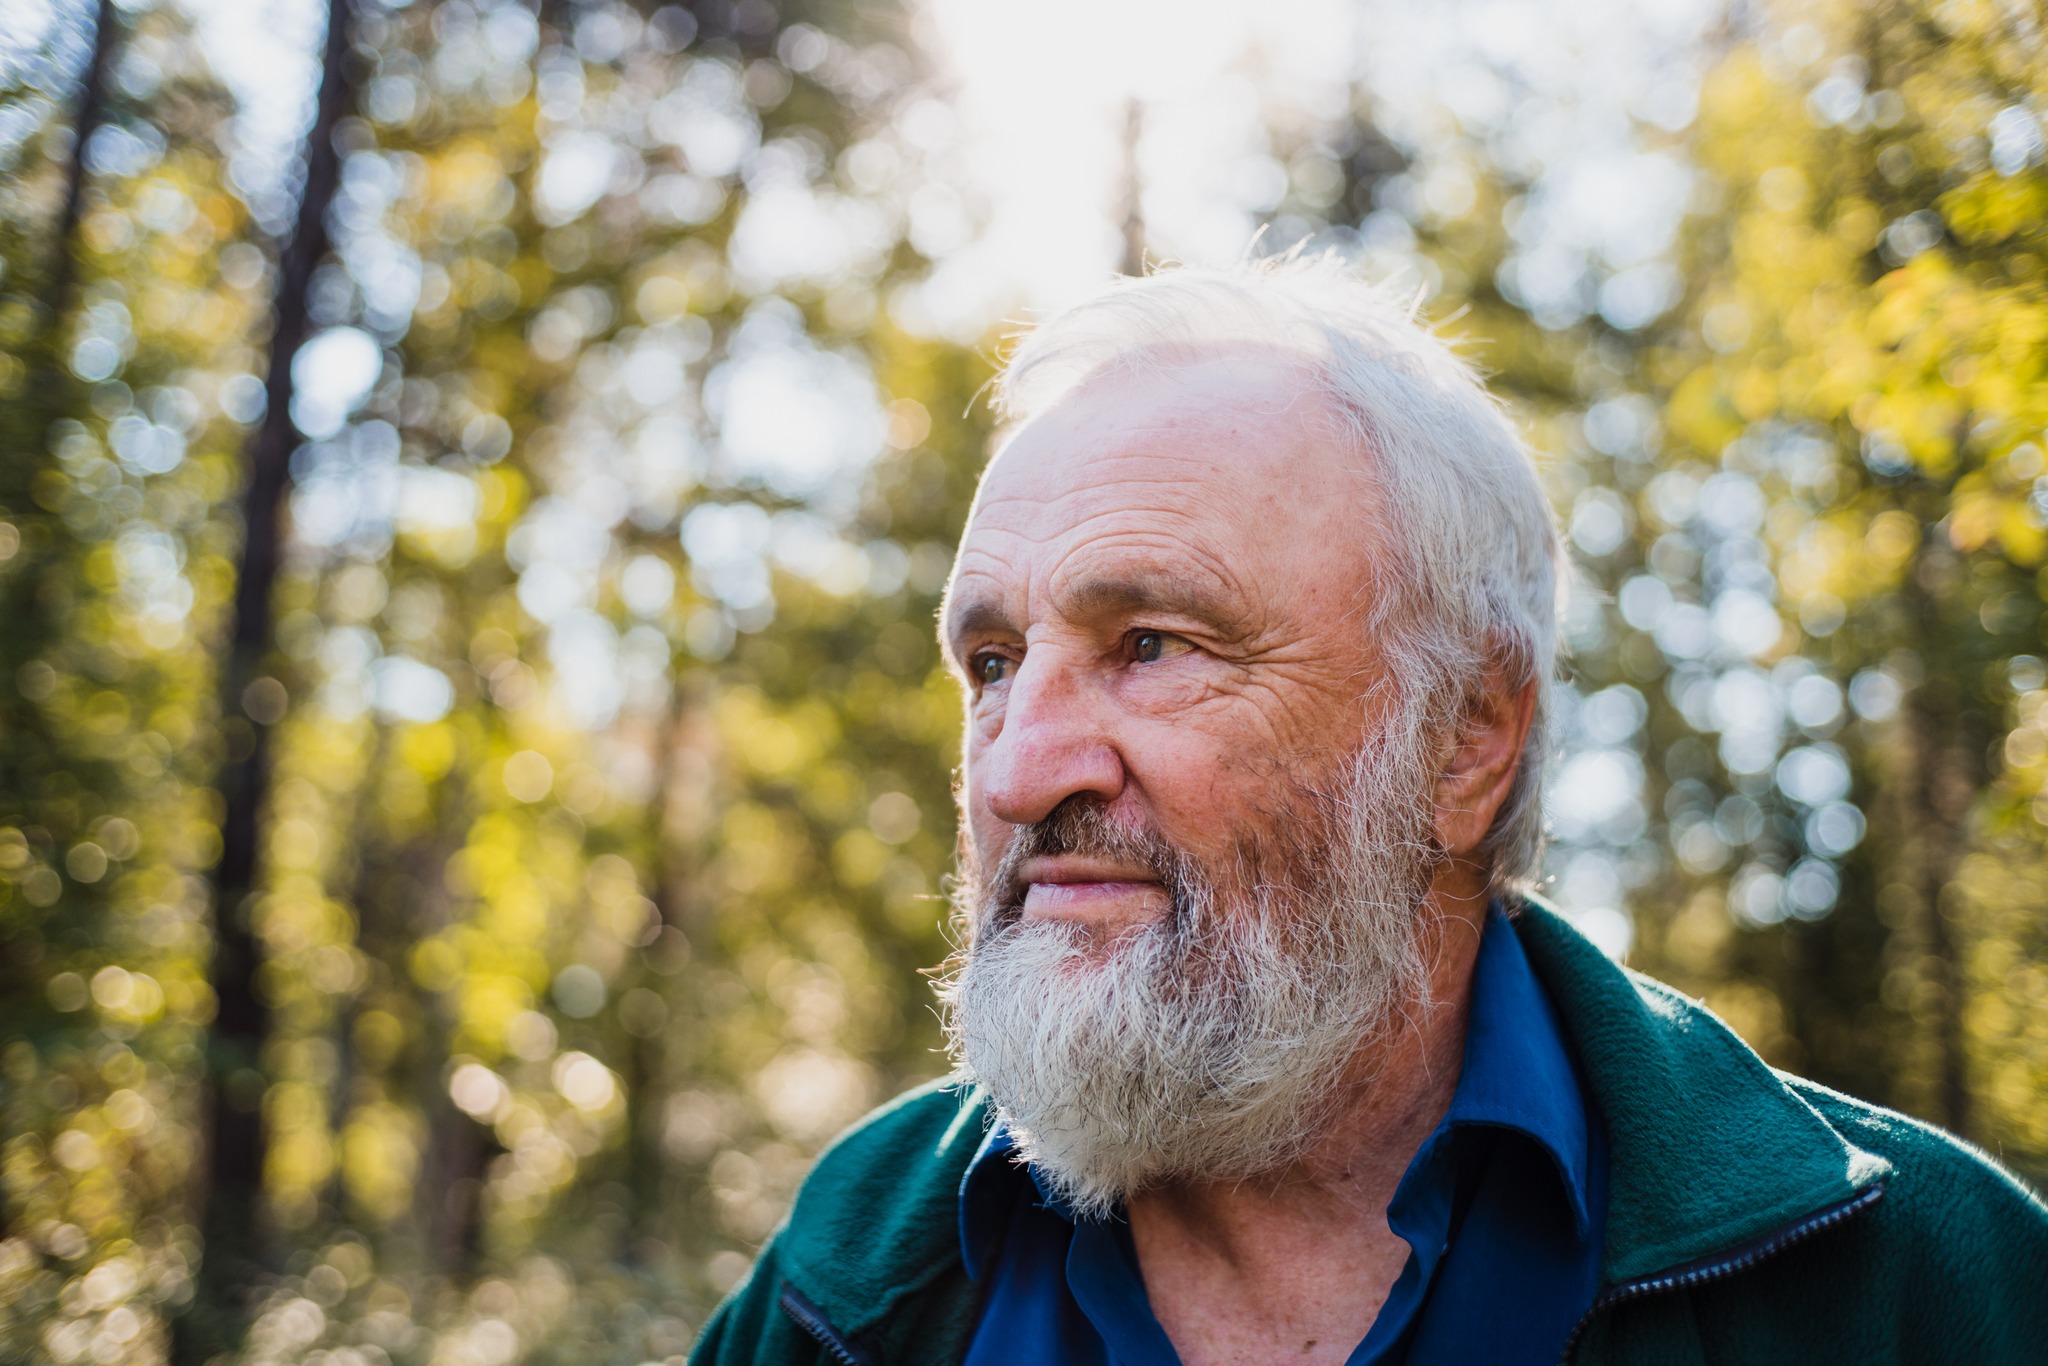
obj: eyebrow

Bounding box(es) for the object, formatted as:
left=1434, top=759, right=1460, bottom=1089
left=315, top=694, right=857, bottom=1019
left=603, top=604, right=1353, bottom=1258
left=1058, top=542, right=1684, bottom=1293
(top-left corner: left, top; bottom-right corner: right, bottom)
left=942, top=571, right=1245, bottom=664
left=1055, top=573, right=1242, bottom=631
left=942, top=596, right=1015, bottom=663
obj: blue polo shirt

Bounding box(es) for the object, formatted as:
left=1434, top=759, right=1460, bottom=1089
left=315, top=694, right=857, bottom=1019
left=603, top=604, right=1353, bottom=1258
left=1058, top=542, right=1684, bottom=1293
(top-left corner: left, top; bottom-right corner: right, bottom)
left=957, top=906, right=1609, bottom=1366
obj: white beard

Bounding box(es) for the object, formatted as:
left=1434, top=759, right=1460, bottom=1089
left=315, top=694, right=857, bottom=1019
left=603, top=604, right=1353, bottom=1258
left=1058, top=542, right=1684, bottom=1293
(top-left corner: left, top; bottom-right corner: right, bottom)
left=941, top=724, right=1441, bottom=1219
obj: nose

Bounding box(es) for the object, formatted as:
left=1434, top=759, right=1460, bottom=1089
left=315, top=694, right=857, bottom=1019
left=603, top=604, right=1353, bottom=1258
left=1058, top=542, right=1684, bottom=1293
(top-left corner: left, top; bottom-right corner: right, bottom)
left=975, top=645, right=1126, bottom=827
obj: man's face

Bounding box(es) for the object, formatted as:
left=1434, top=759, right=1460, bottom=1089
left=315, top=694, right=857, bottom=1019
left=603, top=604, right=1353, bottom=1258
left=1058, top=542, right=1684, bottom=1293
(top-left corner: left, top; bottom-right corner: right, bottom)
left=939, top=352, right=1447, bottom=1212
left=944, top=352, right=1388, bottom=943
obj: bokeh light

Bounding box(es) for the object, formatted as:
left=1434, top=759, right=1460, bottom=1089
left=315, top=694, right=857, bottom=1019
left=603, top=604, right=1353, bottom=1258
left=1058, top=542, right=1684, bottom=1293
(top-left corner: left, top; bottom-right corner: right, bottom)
left=2, top=0, right=2047, bottom=1360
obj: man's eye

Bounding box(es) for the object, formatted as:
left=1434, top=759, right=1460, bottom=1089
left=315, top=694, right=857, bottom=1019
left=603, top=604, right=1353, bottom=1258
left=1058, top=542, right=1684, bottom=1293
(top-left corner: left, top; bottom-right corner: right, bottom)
left=971, top=653, right=1014, bottom=687
left=1131, top=631, right=1193, bottom=664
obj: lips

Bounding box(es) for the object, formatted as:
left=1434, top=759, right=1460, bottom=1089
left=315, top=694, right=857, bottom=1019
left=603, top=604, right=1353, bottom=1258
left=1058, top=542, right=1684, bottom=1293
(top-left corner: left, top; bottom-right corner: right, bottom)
left=1022, top=878, right=1161, bottom=913
left=982, top=801, right=1183, bottom=931
left=1016, top=856, right=1168, bottom=923
left=1018, top=854, right=1155, bottom=885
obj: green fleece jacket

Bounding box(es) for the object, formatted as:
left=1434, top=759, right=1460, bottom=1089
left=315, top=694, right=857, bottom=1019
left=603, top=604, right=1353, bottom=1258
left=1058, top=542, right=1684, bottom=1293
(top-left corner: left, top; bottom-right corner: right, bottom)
left=690, top=902, right=2048, bottom=1365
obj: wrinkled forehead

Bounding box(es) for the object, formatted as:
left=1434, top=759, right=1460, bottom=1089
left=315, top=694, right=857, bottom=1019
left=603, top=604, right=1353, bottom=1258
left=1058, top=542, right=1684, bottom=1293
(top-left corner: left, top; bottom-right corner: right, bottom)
left=945, top=350, right=1383, bottom=639
left=968, top=348, right=1363, bottom=537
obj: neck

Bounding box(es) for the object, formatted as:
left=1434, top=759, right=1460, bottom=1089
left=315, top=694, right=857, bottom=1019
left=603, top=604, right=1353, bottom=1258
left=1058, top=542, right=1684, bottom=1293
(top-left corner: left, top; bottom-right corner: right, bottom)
left=1123, top=866, right=1493, bottom=1366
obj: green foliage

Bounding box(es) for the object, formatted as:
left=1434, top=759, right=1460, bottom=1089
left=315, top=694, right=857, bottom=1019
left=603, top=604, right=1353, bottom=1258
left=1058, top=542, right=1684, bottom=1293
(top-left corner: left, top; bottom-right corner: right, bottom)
left=1545, top=0, right=2048, bottom=1187
left=1, top=0, right=990, bottom=1360
left=2, top=0, right=2046, bottom=1363
left=0, top=3, right=261, bottom=1360
left=204, top=1, right=994, bottom=1358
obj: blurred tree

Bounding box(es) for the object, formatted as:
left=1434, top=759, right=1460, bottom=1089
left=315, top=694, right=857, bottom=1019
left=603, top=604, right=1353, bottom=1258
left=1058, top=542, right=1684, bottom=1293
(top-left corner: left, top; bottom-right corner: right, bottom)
left=38, top=0, right=116, bottom=326
left=199, top=1, right=995, bottom=1361
left=0, top=1, right=267, bottom=1362
left=6, top=1, right=2041, bottom=1363
left=181, top=0, right=361, bottom=1355
left=1508, top=0, right=2048, bottom=1191
left=1118, top=98, right=1146, bottom=276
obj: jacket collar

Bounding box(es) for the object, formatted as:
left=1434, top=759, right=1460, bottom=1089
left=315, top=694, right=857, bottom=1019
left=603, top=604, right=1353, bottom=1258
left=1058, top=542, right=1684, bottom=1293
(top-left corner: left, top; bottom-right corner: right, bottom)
left=776, top=1076, right=991, bottom=1340
left=778, top=899, right=1892, bottom=1338
left=1511, top=896, right=1890, bottom=1281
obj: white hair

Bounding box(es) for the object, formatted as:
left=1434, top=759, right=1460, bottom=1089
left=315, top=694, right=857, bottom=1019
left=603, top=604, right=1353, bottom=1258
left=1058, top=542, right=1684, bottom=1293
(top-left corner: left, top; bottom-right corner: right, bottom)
left=993, top=257, right=1565, bottom=888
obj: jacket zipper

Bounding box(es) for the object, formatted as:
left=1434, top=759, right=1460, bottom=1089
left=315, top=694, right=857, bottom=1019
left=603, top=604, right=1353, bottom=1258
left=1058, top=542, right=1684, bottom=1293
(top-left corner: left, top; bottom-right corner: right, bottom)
left=778, top=1282, right=869, bottom=1366
left=1560, top=1182, right=1885, bottom=1364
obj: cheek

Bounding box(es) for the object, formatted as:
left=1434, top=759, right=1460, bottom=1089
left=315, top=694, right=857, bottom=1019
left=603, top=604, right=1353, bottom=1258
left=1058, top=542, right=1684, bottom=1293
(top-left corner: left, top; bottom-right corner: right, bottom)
left=964, top=806, right=1013, bottom=883
left=958, top=755, right=1005, bottom=855
left=1118, top=721, right=1252, bottom=826
left=1123, top=710, right=1347, bottom=850
left=1111, top=658, right=1232, bottom=715
left=970, top=703, right=1003, bottom=746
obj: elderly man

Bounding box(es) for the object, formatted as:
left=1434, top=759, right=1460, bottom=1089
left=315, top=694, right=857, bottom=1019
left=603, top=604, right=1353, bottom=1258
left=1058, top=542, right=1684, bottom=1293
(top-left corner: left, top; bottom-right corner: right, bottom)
left=691, top=262, right=2048, bottom=1366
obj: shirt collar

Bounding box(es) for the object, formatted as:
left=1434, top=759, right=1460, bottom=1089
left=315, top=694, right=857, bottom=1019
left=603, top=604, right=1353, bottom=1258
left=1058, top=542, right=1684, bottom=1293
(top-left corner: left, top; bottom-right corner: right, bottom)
left=959, top=902, right=1596, bottom=1274
left=1442, top=902, right=1594, bottom=1238
left=960, top=1119, right=1023, bottom=1281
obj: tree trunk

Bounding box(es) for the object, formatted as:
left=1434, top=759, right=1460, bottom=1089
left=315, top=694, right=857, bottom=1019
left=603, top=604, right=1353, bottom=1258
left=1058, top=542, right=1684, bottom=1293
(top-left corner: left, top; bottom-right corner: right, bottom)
left=181, top=0, right=358, bottom=1355
left=624, top=654, right=729, bottom=1253
left=1905, top=690, right=1976, bottom=1137
left=0, top=0, right=121, bottom=1015
left=1117, top=99, right=1146, bottom=277
left=630, top=673, right=701, bottom=1233
left=1902, top=529, right=1978, bottom=1139
left=42, top=0, right=118, bottom=330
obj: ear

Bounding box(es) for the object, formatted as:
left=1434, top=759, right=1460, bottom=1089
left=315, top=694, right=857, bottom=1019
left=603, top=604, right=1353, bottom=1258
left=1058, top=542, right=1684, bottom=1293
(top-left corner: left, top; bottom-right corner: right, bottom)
left=1433, top=669, right=1538, bottom=863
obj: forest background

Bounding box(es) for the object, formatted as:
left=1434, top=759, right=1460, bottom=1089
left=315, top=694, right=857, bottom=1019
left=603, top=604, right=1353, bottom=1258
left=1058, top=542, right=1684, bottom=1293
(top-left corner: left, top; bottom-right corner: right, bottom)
left=2, top=0, right=2046, bottom=1361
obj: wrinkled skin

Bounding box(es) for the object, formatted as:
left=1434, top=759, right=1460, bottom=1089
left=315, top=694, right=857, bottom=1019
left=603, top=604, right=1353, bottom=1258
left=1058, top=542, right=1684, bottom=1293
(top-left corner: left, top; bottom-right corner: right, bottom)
left=942, top=351, right=1536, bottom=1366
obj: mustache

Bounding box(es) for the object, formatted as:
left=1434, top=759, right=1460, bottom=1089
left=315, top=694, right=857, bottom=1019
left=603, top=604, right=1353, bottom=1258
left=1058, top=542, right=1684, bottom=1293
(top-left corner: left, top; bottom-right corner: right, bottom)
left=983, top=798, right=1198, bottom=932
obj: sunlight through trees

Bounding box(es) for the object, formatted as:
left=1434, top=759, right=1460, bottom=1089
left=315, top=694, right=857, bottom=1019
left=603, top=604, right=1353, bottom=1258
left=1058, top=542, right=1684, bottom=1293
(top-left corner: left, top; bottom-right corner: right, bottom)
left=0, top=0, right=2044, bottom=1360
